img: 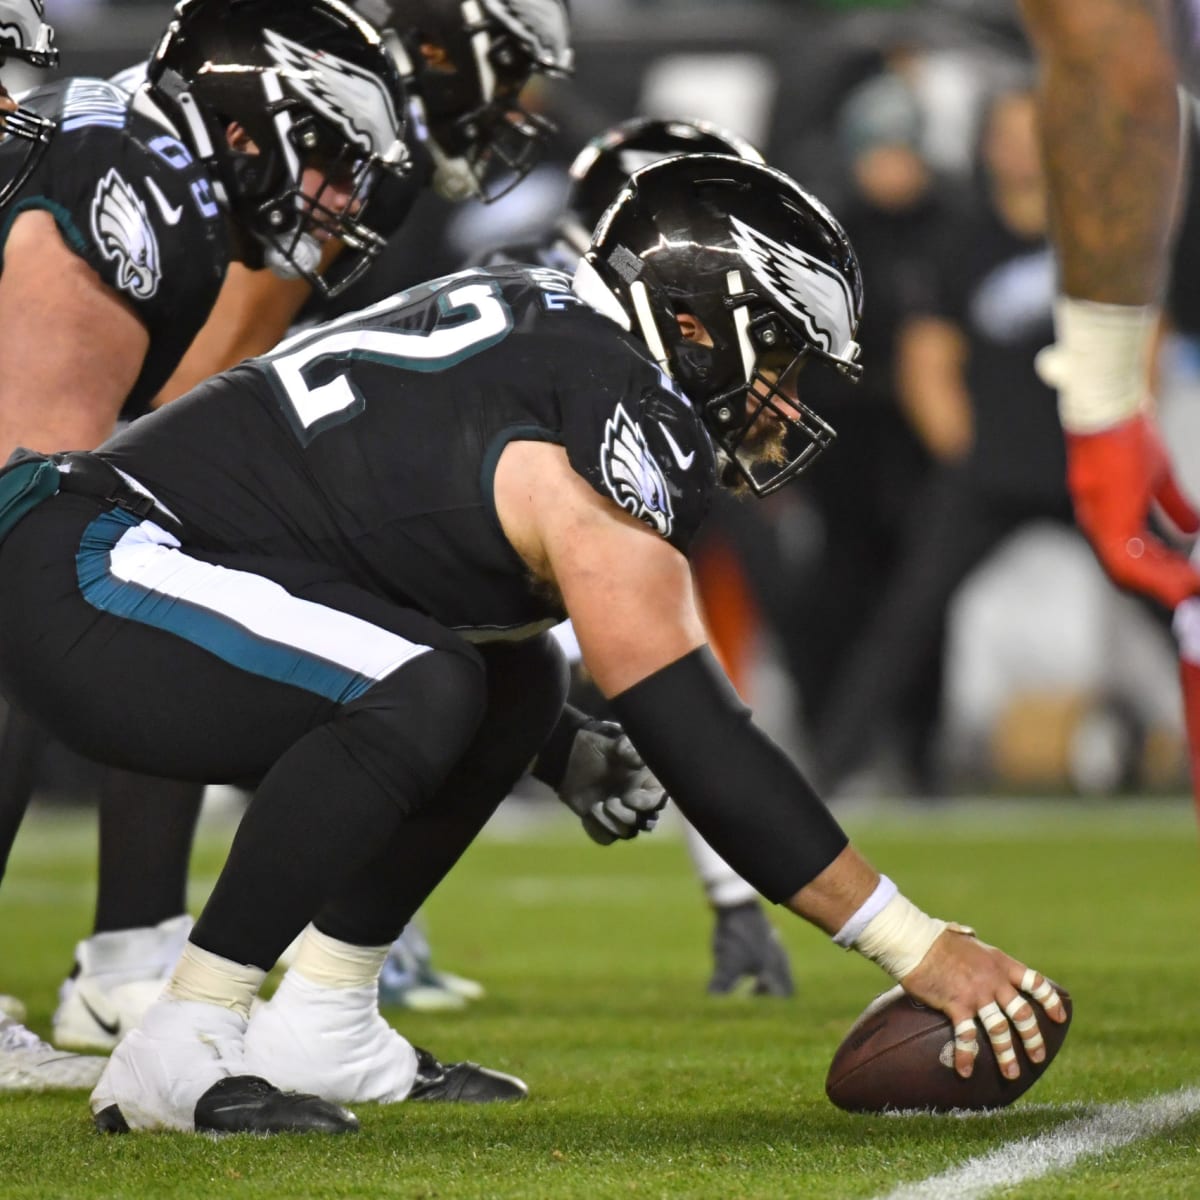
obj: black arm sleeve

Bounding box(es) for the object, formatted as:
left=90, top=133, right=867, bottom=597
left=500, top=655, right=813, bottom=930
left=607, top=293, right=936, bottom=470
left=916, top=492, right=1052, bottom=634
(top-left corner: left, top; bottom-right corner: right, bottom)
left=610, top=647, right=848, bottom=903
left=530, top=702, right=593, bottom=790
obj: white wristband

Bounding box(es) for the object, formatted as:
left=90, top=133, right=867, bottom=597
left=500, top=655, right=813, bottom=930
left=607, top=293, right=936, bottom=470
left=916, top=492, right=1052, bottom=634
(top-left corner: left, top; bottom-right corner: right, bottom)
left=833, top=875, right=899, bottom=948
left=851, top=891, right=947, bottom=981
left=1036, top=297, right=1154, bottom=433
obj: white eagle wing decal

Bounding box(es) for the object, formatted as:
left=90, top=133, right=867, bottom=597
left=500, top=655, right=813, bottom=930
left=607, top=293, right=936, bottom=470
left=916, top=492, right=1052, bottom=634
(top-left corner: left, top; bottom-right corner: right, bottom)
left=89, top=169, right=161, bottom=300
left=483, top=0, right=573, bottom=71
left=262, top=28, right=405, bottom=163
left=729, top=214, right=855, bottom=357
left=600, top=403, right=674, bottom=538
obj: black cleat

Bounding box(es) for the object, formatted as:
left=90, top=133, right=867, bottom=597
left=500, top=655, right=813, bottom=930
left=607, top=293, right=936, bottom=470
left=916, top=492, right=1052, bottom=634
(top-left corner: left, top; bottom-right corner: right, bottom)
left=193, top=1075, right=359, bottom=1134
left=407, top=1047, right=528, bottom=1103
left=93, top=1104, right=130, bottom=1134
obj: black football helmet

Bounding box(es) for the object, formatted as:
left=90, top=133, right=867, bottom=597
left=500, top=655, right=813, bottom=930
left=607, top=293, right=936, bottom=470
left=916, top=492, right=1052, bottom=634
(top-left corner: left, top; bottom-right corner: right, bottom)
left=0, top=0, right=54, bottom=67
left=356, top=0, right=572, bottom=202
left=559, top=116, right=764, bottom=254
left=0, top=0, right=57, bottom=209
left=578, top=154, right=863, bottom=496
left=145, top=0, right=410, bottom=296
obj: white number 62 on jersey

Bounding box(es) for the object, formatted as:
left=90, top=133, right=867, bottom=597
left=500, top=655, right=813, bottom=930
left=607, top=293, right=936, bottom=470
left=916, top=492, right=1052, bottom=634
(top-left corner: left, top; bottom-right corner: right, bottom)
left=266, top=280, right=513, bottom=445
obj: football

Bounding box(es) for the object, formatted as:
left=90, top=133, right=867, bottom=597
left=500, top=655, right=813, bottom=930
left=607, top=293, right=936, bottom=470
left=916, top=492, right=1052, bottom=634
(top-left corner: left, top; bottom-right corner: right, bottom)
left=825, top=982, right=1072, bottom=1113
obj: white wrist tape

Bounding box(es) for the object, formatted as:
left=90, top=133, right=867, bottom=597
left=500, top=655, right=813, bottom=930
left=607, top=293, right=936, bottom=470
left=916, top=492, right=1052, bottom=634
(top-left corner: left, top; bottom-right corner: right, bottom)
left=1036, top=297, right=1155, bottom=432
left=833, top=875, right=899, bottom=948
left=849, top=890, right=947, bottom=981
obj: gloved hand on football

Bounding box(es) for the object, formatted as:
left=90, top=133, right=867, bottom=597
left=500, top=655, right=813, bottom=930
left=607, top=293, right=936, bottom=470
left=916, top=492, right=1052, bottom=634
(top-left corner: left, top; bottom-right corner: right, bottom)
left=555, top=718, right=667, bottom=845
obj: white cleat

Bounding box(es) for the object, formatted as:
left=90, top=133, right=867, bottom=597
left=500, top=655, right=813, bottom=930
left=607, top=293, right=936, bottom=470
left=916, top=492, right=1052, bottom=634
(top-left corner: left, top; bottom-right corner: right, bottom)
left=244, top=972, right=418, bottom=1104
left=0, top=994, right=27, bottom=1022
left=0, top=1016, right=106, bottom=1091
left=90, top=998, right=247, bottom=1132
left=55, top=915, right=193, bottom=1051
left=377, top=924, right=483, bottom=1010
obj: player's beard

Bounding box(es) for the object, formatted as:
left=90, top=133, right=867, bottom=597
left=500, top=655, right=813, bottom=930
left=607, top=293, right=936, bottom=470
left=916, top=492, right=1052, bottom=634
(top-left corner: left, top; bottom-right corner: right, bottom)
left=717, top=407, right=790, bottom=498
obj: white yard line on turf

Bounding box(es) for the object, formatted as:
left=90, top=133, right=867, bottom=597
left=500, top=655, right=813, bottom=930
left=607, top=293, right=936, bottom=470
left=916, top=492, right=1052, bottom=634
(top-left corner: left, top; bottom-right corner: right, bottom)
left=873, top=1086, right=1200, bottom=1200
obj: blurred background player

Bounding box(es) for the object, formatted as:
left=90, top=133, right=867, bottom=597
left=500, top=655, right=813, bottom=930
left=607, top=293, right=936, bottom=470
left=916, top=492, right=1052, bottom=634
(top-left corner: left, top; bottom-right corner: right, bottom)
left=1018, top=0, right=1200, bottom=816
left=814, top=81, right=1085, bottom=794
left=0, top=0, right=414, bottom=1078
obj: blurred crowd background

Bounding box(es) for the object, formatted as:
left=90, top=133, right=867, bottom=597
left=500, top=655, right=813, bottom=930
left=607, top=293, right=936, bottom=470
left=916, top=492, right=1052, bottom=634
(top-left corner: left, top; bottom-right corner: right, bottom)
left=14, top=0, right=1200, bottom=803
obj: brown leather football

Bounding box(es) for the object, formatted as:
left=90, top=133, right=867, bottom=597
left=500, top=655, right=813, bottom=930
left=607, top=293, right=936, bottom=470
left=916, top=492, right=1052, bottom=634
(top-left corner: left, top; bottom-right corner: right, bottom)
left=825, top=981, right=1072, bottom=1112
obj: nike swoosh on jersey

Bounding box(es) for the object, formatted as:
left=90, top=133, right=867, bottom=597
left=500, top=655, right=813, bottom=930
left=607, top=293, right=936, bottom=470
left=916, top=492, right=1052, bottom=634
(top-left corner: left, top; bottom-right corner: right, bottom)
left=144, top=176, right=183, bottom=226
left=658, top=422, right=695, bottom=470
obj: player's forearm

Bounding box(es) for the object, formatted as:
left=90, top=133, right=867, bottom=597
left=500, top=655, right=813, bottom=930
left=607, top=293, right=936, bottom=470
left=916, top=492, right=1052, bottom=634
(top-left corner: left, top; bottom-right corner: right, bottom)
left=609, top=646, right=849, bottom=902
left=1020, top=0, right=1180, bottom=303
left=782, top=844, right=879, bottom=935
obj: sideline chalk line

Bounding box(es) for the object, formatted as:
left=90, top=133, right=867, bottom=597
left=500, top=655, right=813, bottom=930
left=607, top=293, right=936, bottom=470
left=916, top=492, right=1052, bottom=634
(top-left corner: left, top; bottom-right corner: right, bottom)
left=873, top=1085, right=1200, bottom=1200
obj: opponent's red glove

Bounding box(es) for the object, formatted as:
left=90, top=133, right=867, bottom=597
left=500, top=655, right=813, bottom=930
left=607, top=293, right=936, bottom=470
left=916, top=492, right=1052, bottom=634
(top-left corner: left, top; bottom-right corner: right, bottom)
left=1065, top=412, right=1200, bottom=610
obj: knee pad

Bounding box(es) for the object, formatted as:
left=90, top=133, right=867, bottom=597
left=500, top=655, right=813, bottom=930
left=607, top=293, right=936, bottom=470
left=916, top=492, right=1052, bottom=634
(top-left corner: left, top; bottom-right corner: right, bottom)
left=334, top=644, right=487, bottom=813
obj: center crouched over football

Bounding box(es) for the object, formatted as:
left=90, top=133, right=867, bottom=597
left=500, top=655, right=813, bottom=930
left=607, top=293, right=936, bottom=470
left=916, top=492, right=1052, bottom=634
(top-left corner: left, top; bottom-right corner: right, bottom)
left=825, top=982, right=1073, bottom=1112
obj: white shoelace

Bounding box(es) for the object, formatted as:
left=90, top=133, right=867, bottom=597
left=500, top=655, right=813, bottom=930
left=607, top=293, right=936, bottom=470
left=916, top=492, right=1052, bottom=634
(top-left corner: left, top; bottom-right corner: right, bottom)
left=0, top=1017, right=55, bottom=1054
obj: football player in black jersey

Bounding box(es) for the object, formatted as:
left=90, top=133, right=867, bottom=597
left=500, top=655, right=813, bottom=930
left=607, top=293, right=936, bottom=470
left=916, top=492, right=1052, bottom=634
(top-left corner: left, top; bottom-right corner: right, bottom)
left=0, top=152, right=1068, bottom=1134
left=0, top=0, right=111, bottom=1093
left=466, top=115, right=799, bottom=1003
left=30, top=0, right=577, bottom=1052
left=0, top=0, right=411, bottom=1084
left=141, top=0, right=575, bottom=404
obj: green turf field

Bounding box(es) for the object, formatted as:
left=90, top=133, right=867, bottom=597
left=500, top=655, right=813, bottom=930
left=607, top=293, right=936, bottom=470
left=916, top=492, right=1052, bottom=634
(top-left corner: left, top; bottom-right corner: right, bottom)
left=0, top=796, right=1197, bottom=1199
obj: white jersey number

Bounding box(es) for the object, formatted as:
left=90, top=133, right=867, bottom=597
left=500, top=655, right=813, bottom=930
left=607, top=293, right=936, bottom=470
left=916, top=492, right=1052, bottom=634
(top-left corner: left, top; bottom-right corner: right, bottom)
left=266, top=280, right=513, bottom=445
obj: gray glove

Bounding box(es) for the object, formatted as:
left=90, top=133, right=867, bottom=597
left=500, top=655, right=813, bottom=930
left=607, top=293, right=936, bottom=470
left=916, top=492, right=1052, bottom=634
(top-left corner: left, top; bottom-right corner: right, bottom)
left=557, top=720, right=668, bottom=845
left=707, top=901, right=795, bottom=997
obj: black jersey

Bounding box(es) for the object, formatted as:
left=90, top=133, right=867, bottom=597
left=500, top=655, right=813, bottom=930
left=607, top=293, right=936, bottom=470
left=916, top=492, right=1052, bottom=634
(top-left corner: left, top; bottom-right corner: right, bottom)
left=0, top=77, right=230, bottom=416
left=100, top=264, right=718, bottom=640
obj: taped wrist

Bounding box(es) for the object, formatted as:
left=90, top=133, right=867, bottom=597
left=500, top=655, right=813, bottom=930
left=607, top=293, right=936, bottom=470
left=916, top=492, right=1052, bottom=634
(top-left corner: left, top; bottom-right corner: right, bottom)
left=610, top=647, right=847, bottom=902
left=838, top=880, right=948, bottom=981
left=1038, top=297, right=1155, bottom=432
left=531, top=703, right=591, bottom=789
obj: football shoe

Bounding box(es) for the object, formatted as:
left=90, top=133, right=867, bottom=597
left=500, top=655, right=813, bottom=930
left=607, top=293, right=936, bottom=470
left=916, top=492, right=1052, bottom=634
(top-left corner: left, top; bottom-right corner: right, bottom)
left=244, top=973, right=420, bottom=1103
left=0, top=1016, right=106, bottom=1091
left=90, top=997, right=248, bottom=1132
left=55, top=914, right=193, bottom=1051
left=407, top=1046, right=527, bottom=1103
left=377, top=923, right=482, bottom=1011
left=706, top=901, right=795, bottom=997
left=0, top=994, right=26, bottom=1022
